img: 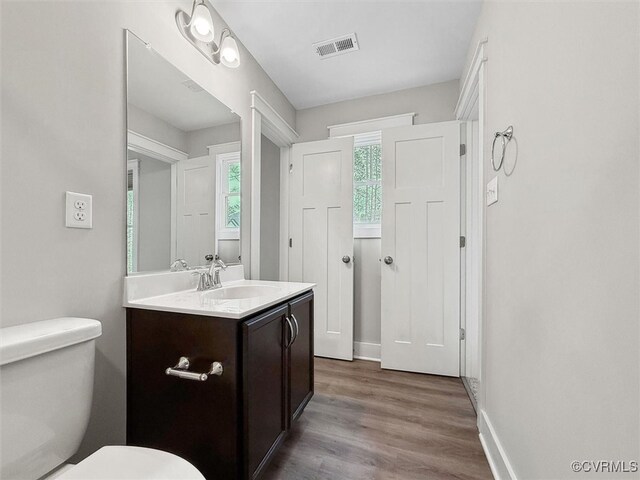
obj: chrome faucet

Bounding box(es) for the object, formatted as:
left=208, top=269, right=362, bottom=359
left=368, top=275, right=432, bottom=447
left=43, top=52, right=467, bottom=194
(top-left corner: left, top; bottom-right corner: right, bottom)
left=170, top=259, right=189, bottom=271
left=192, top=258, right=228, bottom=291
left=209, top=258, right=227, bottom=289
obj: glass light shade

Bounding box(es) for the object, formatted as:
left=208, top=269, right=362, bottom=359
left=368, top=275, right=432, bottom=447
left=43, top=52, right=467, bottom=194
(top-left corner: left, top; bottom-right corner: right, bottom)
left=190, top=3, right=214, bottom=42
left=220, top=36, right=240, bottom=68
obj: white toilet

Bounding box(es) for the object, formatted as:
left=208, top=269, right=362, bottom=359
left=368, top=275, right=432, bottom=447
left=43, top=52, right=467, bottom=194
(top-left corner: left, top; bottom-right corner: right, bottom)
left=0, top=317, right=205, bottom=480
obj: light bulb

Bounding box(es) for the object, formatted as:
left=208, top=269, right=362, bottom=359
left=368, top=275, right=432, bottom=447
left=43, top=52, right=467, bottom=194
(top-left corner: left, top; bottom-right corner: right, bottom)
left=222, top=47, right=237, bottom=62
left=189, top=3, right=214, bottom=42
left=220, top=36, right=240, bottom=68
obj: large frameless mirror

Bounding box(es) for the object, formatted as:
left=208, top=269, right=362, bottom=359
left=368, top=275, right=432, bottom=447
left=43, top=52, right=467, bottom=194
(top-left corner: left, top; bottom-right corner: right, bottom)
left=126, top=31, right=241, bottom=274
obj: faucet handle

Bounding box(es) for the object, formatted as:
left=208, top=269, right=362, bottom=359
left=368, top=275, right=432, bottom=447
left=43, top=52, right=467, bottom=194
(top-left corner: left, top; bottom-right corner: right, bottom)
left=170, top=258, right=189, bottom=271
left=215, top=258, right=227, bottom=270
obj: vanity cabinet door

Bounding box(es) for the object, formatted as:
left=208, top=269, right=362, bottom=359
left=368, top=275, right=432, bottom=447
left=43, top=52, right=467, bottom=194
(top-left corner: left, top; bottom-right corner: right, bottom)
left=242, top=305, right=288, bottom=480
left=288, top=292, right=314, bottom=424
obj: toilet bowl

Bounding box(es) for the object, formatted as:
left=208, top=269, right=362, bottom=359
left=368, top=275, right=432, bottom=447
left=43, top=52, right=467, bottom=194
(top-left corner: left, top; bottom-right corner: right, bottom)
left=52, top=446, right=203, bottom=480
left=0, top=317, right=205, bottom=480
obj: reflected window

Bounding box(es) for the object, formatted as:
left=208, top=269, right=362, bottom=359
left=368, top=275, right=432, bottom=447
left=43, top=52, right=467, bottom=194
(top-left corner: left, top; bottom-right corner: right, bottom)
left=126, top=159, right=139, bottom=272
left=217, top=151, right=241, bottom=239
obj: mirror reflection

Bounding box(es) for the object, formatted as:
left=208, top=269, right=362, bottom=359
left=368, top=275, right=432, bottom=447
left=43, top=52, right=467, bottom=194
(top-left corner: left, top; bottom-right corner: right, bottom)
left=126, top=32, right=241, bottom=274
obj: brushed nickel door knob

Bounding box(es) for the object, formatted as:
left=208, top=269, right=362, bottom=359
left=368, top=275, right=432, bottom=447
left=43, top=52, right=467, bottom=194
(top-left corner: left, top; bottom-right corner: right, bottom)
left=384, top=256, right=394, bottom=265
left=342, top=255, right=351, bottom=264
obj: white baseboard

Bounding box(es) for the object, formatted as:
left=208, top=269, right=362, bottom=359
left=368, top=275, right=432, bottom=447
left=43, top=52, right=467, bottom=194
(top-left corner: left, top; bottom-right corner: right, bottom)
left=353, top=341, right=380, bottom=362
left=478, top=409, right=517, bottom=480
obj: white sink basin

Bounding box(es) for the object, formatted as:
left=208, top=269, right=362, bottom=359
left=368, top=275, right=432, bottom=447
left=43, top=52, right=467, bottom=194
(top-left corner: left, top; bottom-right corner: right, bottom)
left=204, top=285, right=280, bottom=300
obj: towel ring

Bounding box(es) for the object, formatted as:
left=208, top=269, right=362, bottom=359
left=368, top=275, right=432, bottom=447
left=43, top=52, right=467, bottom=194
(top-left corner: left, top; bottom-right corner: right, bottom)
left=491, top=126, right=513, bottom=171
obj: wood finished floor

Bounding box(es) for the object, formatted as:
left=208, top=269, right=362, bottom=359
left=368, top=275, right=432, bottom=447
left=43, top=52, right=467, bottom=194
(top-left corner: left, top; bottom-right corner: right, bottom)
left=263, top=358, right=492, bottom=480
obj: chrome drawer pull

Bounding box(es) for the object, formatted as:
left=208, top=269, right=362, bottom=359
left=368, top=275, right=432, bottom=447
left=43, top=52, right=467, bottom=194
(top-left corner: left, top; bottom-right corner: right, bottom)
left=165, top=356, right=223, bottom=381
left=285, top=316, right=295, bottom=348
left=291, top=314, right=299, bottom=343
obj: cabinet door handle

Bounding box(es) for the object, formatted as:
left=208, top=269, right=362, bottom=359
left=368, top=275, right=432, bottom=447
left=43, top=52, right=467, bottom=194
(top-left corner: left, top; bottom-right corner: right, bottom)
left=165, top=356, right=223, bottom=381
left=285, top=316, right=295, bottom=348
left=291, top=314, right=300, bottom=344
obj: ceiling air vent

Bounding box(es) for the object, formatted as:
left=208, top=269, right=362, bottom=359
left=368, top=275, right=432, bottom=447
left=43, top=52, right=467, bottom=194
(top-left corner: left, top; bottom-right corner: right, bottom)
left=313, top=33, right=359, bottom=59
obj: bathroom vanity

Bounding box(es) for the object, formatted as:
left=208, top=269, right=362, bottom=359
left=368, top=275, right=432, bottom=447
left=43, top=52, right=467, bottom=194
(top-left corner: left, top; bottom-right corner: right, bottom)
left=124, top=268, right=314, bottom=480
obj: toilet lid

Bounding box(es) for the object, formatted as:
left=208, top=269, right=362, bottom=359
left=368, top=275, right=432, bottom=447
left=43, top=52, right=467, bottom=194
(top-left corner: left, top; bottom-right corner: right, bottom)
left=55, top=446, right=205, bottom=480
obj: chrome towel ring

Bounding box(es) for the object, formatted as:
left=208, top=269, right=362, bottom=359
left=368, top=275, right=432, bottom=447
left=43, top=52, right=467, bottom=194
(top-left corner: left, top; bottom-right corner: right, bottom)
left=491, top=126, right=514, bottom=171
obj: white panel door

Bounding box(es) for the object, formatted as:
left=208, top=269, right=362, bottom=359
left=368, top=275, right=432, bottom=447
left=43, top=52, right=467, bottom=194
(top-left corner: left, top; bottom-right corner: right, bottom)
left=381, top=122, right=460, bottom=376
left=176, top=155, right=216, bottom=266
left=289, top=138, right=354, bottom=360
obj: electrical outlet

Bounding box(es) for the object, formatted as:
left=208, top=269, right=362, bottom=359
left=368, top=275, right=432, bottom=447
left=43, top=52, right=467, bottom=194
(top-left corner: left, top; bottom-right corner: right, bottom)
left=66, top=192, right=92, bottom=229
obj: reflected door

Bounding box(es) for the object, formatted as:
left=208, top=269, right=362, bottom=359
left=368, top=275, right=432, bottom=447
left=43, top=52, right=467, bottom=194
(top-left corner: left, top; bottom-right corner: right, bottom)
left=381, top=122, right=460, bottom=376
left=289, top=138, right=354, bottom=361
left=176, top=155, right=216, bottom=266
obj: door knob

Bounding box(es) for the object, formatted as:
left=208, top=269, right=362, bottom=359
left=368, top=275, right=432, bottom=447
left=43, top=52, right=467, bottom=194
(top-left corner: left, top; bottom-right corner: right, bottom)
left=342, top=255, right=351, bottom=264
left=384, top=256, right=394, bottom=265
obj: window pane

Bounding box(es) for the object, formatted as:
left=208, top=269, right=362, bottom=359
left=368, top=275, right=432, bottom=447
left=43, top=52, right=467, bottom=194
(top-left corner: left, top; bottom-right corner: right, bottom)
left=354, top=145, right=381, bottom=182
left=370, top=144, right=381, bottom=180
left=354, top=184, right=381, bottom=224
left=226, top=195, right=241, bottom=228
left=127, top=190, right=134, bottom=227
left=228, top=162, right=241, bottom=193
left=354, top=146, right=370, bottom=182
left=353, top=142, right=382, bottom=226
left=127, top=190, right=134, bottom=271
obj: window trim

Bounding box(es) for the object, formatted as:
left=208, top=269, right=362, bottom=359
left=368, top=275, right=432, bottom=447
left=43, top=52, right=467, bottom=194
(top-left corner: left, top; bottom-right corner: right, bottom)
left=216, top=151, right=241, bottom=240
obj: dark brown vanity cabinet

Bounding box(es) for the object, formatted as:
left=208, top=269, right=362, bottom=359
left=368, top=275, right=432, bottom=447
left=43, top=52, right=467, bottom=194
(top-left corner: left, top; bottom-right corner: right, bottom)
left=126, top=291, right=313, bottom=480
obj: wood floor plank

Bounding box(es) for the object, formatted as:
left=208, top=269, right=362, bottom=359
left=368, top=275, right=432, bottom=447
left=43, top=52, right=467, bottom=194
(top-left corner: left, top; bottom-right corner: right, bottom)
left=263, top=358, right=492, bottom=480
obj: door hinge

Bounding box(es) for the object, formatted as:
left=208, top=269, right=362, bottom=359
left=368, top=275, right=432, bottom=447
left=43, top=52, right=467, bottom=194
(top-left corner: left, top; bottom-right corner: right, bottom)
left=460, top=328, right=466, bottom=340
left=460, top=236, right=466, bottom=248
left=289, top=238, right=293, bottom=248
left=460, top=144, right=466, bottom=156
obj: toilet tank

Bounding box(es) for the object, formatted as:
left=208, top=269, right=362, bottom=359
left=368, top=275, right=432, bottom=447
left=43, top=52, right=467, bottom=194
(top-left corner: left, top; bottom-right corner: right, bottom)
left=0, top=318, right=102, bottom=480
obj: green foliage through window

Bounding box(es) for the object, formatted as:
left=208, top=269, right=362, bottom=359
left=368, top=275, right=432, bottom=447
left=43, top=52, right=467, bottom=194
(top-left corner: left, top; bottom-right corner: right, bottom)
left=353, top=143, right=382, bottom=225
left=228, top=162, right=240, bottom=193
left=224, top=161, right=240, bottom=229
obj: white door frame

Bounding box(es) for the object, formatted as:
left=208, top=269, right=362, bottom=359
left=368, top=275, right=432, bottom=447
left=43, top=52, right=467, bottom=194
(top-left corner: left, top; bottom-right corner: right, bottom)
left=249, top=90, right=298, bottom=280
left=127, top=129, right=187, bottom=261
left=454, top=39, right=487, bottom=417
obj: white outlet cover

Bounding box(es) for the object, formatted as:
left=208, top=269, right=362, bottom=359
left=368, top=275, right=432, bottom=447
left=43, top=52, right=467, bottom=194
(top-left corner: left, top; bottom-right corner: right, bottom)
left=486, top=176, right=498, bottom=206
left=65, top=192, right=92, bottom=228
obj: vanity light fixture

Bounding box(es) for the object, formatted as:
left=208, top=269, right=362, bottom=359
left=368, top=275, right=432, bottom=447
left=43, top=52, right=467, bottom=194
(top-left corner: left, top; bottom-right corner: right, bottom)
left=176, top=0, right=241, bottom=68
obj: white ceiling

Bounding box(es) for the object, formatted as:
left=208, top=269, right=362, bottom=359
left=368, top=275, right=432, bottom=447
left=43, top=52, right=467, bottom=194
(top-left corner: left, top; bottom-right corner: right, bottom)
left=127, top=34, right=239, bottom=131
left=212, top=0, right=482, bottom=109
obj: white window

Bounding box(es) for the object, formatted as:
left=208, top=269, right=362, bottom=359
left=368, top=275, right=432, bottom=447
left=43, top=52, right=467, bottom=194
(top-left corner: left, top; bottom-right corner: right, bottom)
left=216, top=151, right=241, bottom=240
left=353, top=131, right=382, bottom=238
left=126, top=159, right=139, bottom=272
left=328, top=113, right=415, bottom=239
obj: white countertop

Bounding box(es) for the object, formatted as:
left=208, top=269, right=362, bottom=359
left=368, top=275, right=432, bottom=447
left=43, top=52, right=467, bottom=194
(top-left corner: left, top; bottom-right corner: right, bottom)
left=123, top=267, right=314, bottom=319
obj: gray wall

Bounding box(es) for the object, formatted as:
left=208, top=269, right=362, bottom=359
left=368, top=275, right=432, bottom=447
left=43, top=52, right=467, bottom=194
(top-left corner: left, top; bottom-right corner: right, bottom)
left=127, top=103, right=188, bottom=152
left=296, top=81, right=459, bottom=348
left=186, top=121, right=241, bottom=158
left=136, top=156, right=172, bottom=272
left=463, top=2, right=639, bottom=477
left=0, top=0, right=294, bottom=461
left=259, top=135, right=280, bottom=281
left=296, top=80, right=459, bottom=143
